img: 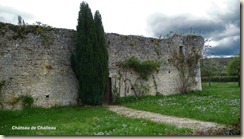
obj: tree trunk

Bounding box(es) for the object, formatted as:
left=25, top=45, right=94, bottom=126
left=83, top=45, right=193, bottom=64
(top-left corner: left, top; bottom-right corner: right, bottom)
left=208, top=78, right=211, bottom=87
left=238, top=73, right=240, bottom=87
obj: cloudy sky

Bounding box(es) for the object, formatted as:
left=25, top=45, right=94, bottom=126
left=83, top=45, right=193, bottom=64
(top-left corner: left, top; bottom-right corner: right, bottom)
left=0, top=0, right=240, bottom=57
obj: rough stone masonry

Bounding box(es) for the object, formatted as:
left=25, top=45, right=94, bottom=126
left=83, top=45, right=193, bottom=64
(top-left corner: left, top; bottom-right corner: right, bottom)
left=0, top=22, right=204, bottom=109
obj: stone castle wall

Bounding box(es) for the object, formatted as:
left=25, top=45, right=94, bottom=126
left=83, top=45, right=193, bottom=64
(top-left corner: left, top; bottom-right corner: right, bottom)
left=0, top=22, right=204, bottom=109
left=107, top=33, right=204, bottom=99
left=0, top=23, right=78, bottom=109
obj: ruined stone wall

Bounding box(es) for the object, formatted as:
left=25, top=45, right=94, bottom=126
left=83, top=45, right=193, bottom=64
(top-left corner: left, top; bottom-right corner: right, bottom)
left=0, top=22, right=204, bottom=109
left=0, top=23, right=78, bottom=109
left=106, top=33, right=204, bottom=98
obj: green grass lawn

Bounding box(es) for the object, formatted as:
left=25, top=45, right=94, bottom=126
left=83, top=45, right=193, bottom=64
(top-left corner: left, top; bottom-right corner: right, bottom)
left=0, top=82, right=240, bottom=135
left=0, top=106, right=191, bottom=135
left=118, top=82, right=240, bottom=125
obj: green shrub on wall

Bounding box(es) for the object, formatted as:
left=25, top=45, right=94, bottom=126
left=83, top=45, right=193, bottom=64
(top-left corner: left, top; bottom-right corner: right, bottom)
left=122, top=56, right=160, bottom=80
left=19, top=96, right=34, bottom=108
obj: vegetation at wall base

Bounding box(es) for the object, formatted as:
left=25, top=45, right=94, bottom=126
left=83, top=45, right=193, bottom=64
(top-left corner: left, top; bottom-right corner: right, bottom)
left=0, top=81, right=5, bottom=109
left=19, top=95, right=34, bottom=108
left=71, top=2, right=109, bottom=105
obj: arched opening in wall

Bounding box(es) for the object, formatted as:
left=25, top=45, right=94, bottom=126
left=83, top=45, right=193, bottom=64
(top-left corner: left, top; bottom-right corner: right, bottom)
left=103, top=77, right=112, bottom=104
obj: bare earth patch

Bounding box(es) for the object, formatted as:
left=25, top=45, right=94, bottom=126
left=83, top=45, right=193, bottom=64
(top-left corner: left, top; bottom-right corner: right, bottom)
left=108, top=105, right=226, bottom=135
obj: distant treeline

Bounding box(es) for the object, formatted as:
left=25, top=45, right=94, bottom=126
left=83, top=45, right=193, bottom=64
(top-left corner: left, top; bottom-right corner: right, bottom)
left=201, top=55, right=240, bottom=84
left=202, top=76, right=239, bottom=82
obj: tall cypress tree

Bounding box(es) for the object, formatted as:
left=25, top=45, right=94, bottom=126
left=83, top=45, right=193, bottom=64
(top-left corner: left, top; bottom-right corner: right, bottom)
left=94, top=11, right=109, bottom=103
left=73, top=2, right=108, bottom=105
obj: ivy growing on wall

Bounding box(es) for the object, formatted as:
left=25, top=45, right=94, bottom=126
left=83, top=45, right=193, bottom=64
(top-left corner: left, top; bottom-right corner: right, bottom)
left=131, top=81, right=149, bottom=98
left=122, top=56, right=160, bottom=80
left=167, top=34, right=202, bottom=94
left=129, top=38, right=136, bottom=48
left=36, top=26, right=54, bottom=48
left=11, top=25, right=35, bottom=40
left=0, top=80, right=6, bottom=109
left=0, top=22, right=54, bottom=47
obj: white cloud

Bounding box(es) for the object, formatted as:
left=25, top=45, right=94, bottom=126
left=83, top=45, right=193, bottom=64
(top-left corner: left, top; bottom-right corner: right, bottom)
left=0, top=4, right=35, bottom=24
left=0, top=0, right=240, bottom=56
left=1, top=0, right=234, bottom=36
left=210, top=35, right=240, bottom=47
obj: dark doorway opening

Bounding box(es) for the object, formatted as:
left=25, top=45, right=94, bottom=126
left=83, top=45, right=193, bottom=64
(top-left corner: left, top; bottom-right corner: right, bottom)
left=103, top=77, right=112, bottom=104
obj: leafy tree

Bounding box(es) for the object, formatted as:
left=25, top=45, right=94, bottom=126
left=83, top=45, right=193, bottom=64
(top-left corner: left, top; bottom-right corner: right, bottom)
left=201, top=58, right=220, bottom=86
left=72, top=2, right=108, bottom=105
left=227, top=55, right=240, bottom=76
left=200, top=39, right=220, bottom=86
left=227, top=55, right=240, bottom=86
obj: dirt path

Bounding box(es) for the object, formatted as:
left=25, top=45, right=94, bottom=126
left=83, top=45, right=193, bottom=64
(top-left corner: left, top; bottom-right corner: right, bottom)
left=108, top=105, right=226, bottom=135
